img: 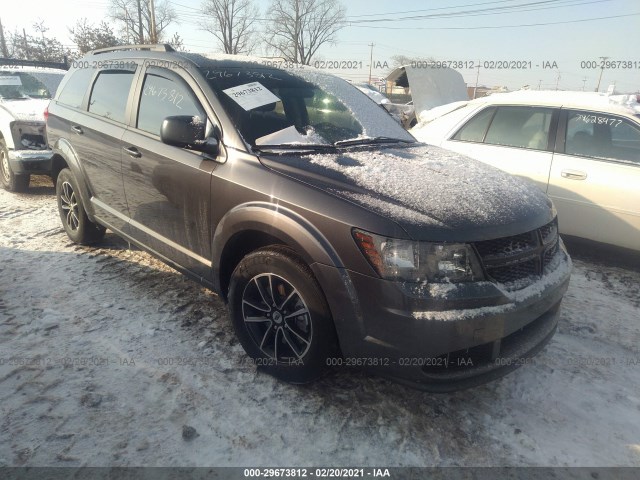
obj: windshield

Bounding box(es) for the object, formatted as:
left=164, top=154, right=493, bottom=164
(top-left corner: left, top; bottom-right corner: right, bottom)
left=0, top=71, right=63, bottom=100
left=198, top=66, right=415, bottom=148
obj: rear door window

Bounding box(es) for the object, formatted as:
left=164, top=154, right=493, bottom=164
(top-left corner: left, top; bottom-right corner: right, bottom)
left=565, top=111, right=640, bottom=165
left=57, top=67, right=94, bottom=108
left=136, top=71, right=205, bottom=136
left=483, top=106, right=553, bottom=150
left=88, top=69, right=136, bottom=123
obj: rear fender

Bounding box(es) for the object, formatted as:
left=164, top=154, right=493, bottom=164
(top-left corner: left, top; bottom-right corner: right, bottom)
left=52, top=138, right=96, bottom=220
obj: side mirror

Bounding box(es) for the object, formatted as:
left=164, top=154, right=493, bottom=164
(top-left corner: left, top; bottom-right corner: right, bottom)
left=160, top=115, right=219, bottom=156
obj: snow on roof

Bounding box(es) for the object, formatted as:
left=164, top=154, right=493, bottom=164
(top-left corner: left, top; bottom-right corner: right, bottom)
left=469, top=90, right=640, bottom=115
left=182, top=52, right=316, bottom=71
left=416, top=101, right=469, bottom=124
left=0, top=65, right=67, bottom=75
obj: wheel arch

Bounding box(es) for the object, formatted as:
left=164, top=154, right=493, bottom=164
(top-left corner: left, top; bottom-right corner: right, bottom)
left=51, top=139, right=96, bottom=220
left=212, top=202, right=345, bottom=301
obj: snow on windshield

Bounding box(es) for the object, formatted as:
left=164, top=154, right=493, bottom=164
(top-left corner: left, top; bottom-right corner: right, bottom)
left=290, top=68, right=414, bottom=142
left=200, top=64, right=414, bottom=146
left=0, top=71, right=63, bottom=100
left=256, top=125, right=327, bottom=145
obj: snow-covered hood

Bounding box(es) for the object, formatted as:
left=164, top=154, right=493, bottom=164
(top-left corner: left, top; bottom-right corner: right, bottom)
left=261, top=144, right=554, bottom=241
left=0, top=98, right=49, bottom=122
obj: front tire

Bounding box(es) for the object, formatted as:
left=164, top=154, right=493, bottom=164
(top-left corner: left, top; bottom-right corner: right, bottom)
left=0, top=140, right=30, bottom=192
left=56, top=168, right=105, bottom=245
left=228, top=246, right=339, bottom=384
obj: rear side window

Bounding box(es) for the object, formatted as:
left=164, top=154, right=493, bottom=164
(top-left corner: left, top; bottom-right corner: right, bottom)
left=88, top=69, right=136, bottom=124
left=453, top=107, right=495, bottom=142
left=565, top=110, right=640, bottom=165
left=484, top=106, right=553, bottom=150
left=137, top=72, right=205, bottom=136
left=57, top=67, right=94, bottom=108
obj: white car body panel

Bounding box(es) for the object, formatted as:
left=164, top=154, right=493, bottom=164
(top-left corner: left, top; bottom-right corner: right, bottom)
left=386, top=65, right=468, bottom=114
left=0, top=99, right=50, bottom=150
left=441, top=139, right=553, bottom=191
left=548, top=154, right=640, bottom=251
left=0, top=105, right=16, bottom=149
left=412, top=91, right=640, bottom=250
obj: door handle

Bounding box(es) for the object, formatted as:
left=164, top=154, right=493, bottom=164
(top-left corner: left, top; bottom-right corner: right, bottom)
left=123, top=146, right=142, bottom=158
left=561, top=169, right=587, bottom=180
left=71, top=125, right=83, bottom=134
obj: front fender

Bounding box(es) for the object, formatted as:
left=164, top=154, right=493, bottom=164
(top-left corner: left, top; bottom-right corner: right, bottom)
left=52, top=138, right=96, bottom=220
left=211, top=201, right=365, bottom=356
left=212, top=201, right=344, bottom=270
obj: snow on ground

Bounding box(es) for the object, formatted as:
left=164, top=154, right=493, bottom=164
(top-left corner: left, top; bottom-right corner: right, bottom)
left=1, top=177, right=639, bottom=467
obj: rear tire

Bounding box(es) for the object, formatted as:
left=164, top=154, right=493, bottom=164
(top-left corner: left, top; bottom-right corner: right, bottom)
left=0, top=140, right=30, bottom=192
left=228, top=246, right=338, bottom=384
left=56, top=168, right=105, bottom=245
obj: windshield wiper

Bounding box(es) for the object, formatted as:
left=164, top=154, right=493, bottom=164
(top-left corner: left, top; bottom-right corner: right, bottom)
left=253, top=143, right=336, bottom=153
left=334, top=136, right=415, bottom=147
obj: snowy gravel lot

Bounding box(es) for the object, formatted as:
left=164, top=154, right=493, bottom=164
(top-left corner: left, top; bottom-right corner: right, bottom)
left=1, top=176, right=639, bottom=467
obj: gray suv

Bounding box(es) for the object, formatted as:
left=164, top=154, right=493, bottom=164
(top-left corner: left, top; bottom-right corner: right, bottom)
left=46, top=45, right=572, bottom=391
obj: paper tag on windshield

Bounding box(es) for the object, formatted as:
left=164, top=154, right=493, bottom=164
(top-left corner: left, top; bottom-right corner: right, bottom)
left=222, top=82, right=280, bottom=111
left=0, top=76, right=22, bottom=86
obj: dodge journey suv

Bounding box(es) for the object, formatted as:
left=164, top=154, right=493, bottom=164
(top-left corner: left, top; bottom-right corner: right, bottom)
left=46, top=45, right=572, bottom=391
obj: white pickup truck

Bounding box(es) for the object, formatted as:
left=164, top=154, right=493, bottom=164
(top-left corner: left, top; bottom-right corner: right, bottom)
left=0, top=60, right=67, bottom=192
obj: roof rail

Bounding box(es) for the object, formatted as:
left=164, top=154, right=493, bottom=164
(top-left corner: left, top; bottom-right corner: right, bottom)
left=90, top=44, right=175, bottom=55
left=0, top=57, right=69, bottom=70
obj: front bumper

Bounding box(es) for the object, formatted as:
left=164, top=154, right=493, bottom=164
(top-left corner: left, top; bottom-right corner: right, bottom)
left=8, top=149, right=54, bottom=175
left=313, top=243, right=572, bottom=392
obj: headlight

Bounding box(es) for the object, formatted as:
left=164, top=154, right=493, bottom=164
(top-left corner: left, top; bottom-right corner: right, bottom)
left=353, top=229, right=484, bottom=283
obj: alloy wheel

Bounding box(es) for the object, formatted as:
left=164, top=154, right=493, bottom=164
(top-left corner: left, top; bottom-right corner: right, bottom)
left=60, top=181, right=80, bottom=231
left=0, top=149, right=10, bottom=183
left=241, top=273, right=313, bottom=362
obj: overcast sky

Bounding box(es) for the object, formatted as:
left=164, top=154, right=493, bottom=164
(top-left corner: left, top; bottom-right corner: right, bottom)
left=1, top=0, right=638, bottom=92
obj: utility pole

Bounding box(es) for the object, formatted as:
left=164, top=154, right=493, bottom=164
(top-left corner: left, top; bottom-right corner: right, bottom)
left=136, top=0, right=144, bottom=44
left=124, top=10, right=131, bottom=44
left=23, top=28, right=28, bottom=57
left=0, top=18, right=8, bottom=58
left=473, top=62, right=480, bottom=99
left=582, top=77, right=587, bottom=91
left=367, top=42, right=374, bottom=84
left=555, top=71, right=561, bottom=91
left=149, top=0, right=158, bottom=44
left=595, top=56, right=609, bottom=92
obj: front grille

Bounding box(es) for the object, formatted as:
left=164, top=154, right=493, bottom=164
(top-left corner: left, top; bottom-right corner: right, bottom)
left=474, top=218, right=559, bottom=291
left=474, top=231, right=537, bottom=258
left=487, top=258, right=538, bottom=284
left=539, top=221, right=558, bottom=245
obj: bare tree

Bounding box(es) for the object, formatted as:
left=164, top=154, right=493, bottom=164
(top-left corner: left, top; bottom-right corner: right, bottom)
left=6, top=28, right=71, bottom=62
left=263, top=0, right=346, bottom=65
left=390, top=55, right=433, bottom=68
left=200, top=0, right=257, bottom=54
left=69, top=19, right=121, bottom=55
left=109, top=0, right=176, bottom=44
left=168, top=32, right=188, bottom=52
left=32, top=20, right=49, bottom=42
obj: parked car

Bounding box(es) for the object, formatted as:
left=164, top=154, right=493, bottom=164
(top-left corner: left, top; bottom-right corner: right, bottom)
left=354, top=83, right=416, bottom=129
left=46, top=45, right=571, bottom=391
left=412, top=90, right=640, bottom=251
left=0, top=60, right=67, bottom=191
left=386, top=64, right=468, bottom=126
